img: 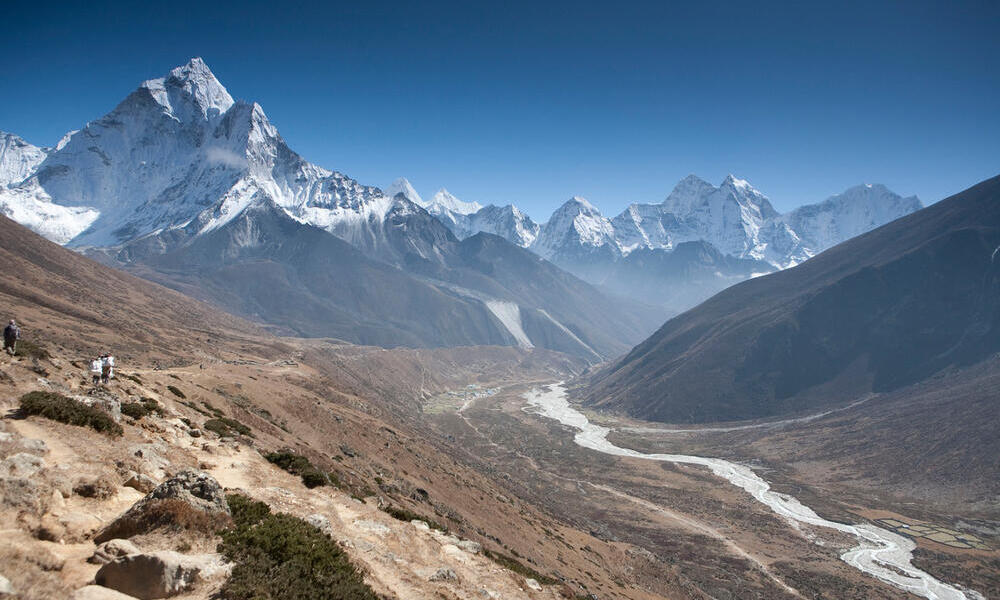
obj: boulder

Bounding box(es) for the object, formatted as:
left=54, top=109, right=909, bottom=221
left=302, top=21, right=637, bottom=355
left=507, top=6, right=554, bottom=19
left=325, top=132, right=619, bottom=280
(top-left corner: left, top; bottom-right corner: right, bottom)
left=80, top=393, right=122, bottom=422
left=305, top=514, right=332, bottom=536
left=95, top=552, right=208, bottom=599
left=524, top=578, right=543, bottom=591
left=95, top=470, right=229, bottom=544
left=59, top=511, right=104, bottom=543
left=89, top=539, right=142, bottom=565
left=457, top=540, right=482, bottom=554
left=70, top=585, right=140, bottom=600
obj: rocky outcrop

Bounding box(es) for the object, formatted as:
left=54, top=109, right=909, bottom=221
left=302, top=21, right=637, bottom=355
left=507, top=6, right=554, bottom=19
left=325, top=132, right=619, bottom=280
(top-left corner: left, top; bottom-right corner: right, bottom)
left=94, top=470, right=229, bottom=544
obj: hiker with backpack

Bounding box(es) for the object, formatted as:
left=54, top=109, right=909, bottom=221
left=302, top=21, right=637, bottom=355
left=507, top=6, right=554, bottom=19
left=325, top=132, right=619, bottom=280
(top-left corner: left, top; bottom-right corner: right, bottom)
left=3, top=320, right=19, bottom=356
left=90, top=357, right=103, bottom=385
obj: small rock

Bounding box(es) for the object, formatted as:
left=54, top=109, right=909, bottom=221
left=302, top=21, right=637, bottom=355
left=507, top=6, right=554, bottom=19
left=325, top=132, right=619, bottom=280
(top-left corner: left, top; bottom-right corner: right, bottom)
left=0, top=574, right=14, bottom=596
left=89, top=539, right=142, bottom=564
left=1, top=452, right=46, bottom=478
left=123, top=473, right=157, bottom=494
left=410, top=519, right=430, bottom=531
left=70, top=584, right=140, bottom=599
left=95, top=551, right=212, bottom=599
left=187, top=429, right=202, bottom=438
left=0, top=432, right=11, bottom=444
left=524, top=578, right=543, bottom=591
left=429, top=567, right=458, bottom=582
left=306, top=514, right=332, bottom=536
left=339, top=444, right=358, bottom=458
left=18, top=438, right=49, bottom=455
left=457, top=540, right=482, bottom=554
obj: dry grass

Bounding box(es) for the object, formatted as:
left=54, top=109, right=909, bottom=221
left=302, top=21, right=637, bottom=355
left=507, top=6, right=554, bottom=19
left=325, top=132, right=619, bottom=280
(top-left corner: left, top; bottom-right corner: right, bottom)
left=0, top=543, right=71, bottom=600
left=95, top=498, right=232, bottom=543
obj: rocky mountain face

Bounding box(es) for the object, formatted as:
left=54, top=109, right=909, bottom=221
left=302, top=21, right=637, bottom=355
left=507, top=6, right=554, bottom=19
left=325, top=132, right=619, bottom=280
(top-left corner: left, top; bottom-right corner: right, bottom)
left=580, top=174, right=1000, bottom=423
left=0, top=59, right=662, bottom=359
left=410, top=174, right=921, bottom=313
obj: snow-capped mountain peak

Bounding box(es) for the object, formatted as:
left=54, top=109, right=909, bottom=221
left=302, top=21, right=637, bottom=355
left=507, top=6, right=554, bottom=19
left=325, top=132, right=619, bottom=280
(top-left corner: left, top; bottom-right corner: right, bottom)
left=385, top=177, right=424, bottom=206
left=0, top=132, right=48, bottom=187
left=429, top=188, right=482, bottom=215
left=140, top=57, right=234, bottom=122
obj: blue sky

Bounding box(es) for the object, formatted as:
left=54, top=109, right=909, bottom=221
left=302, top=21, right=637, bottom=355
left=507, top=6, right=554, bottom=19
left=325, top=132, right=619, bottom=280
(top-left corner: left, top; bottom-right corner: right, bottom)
left=1, top=0, right=997, bottom=216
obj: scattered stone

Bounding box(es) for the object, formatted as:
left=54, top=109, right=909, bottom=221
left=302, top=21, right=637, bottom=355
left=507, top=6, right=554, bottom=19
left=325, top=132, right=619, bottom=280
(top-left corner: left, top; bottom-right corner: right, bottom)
left=123, top=473, right=157, bottom=494
left=457, top=540, right=482, bottom=554
left=411, top=519, right=430, bottom=531
left=197, top=461, right=215, bottom=470
left=18, top=438, right=49, bottom=455
left=429, top=567, right=458, bottom=582
left=0, top=476, right=48, bottom=514
left=89, top=539, right=142, bottom=565
left=95, top=470, right=230, bottom=544
left=524, top=577, right=543, bottom=591
left=70, top=585, right=140, bottom=600
left=1, top=452, right=46, bottom=478
left=339, top=444, right=359, bottom=458
left=306, top=514, right=332, bottom=536
left=95, top=551, right=210, bottom=599
left=352, top=519, right=390, bottom=536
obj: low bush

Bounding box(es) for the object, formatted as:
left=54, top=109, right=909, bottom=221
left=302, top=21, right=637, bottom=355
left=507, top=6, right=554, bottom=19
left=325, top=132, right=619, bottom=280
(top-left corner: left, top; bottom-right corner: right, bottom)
left=14, top=340, right=49, bottom=360
left=483, top=549, right=558, bottom=585
left=381, top=505, right=446, bottom=532
left=120, top=398, right=162, bottom=420
left=219, top=494, right=377, bottom=600
left=19, top=391, right=123, bottom=436
left=119, top=372, right=143, bottom=384
left=264, top=451, right=328, bottom=489
left=204, top=417, right=252, bottom=438
left=166, top=385, right=186, bottom=399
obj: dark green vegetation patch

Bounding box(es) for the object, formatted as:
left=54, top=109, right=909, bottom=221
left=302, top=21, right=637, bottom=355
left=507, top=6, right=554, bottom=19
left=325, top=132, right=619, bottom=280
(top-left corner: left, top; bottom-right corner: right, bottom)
left=19, top=391, right=123, bottom=436
left=204, top=417, right=252, bottom=438
left=121, top=398, right=162, bottom=420
left=166, top=385, right=186, bottom=399
left=381, top=505, right=446, bottom=532
left=219, top=494, right=377, bottom=600
left=482, top=548, right=558, bottom=585
left=264, top=451, right=329, bottom=488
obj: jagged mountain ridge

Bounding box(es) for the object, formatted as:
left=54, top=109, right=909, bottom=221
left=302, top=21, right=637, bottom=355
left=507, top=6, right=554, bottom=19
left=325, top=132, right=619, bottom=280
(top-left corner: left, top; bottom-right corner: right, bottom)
left=0, top=58, right=661, bottom=359
left=580, top=174, right=1000, bottom=423
left=411, top=174, right=921, bottom=312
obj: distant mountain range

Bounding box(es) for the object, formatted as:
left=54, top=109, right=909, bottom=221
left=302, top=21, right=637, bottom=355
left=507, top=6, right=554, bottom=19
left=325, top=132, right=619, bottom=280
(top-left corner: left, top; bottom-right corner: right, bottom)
left=0, top=57, right=924, bottom=356
left=0, top=58, right=659, bottom=359
left=580, top=174, right=1000, bottom=423
left=389, top=174, right=922, bottom=312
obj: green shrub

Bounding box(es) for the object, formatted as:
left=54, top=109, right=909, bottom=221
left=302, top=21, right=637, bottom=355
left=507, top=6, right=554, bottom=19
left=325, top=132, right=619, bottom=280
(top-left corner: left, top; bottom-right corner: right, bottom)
left=120, top=372, right=142, bottom=384
left=19, top=391, right=123, bottom=436
left=482, top=549, right=558, bottom=585
left=121, top=398, right=162, bottom=420
left=381, top=505, right=445, bottom=532
left=219, top=494, right=377, bottom=600
left=166, top=385, right=186, bottom=399
left=204, top=418, right=252, bottom=438
left=300, top=470, right=329, bottom=489
left=14, top=339, right=49, bottom=360
left=264, top=451, right=329, bottom=488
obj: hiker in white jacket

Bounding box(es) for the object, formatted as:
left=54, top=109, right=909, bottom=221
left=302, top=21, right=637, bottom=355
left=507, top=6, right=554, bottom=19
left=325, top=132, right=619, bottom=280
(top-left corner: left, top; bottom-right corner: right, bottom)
left=90, top=358, right=102, bottom=385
